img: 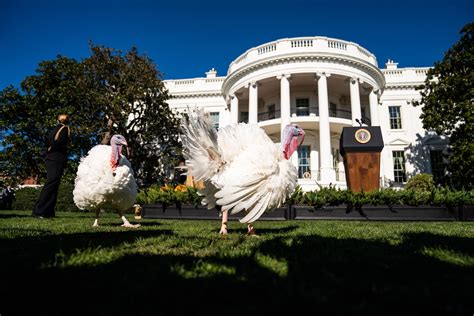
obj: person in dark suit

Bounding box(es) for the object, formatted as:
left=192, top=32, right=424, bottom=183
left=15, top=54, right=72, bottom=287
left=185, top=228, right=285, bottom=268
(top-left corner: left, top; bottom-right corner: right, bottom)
left=32, top=114, right=71, bottom=218
left=2, top=185, right=16, bottom=209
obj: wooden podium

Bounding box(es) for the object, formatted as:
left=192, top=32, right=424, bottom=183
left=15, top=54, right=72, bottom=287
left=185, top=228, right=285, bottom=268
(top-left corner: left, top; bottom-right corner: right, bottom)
left=340, top=127, right=384, bottom=192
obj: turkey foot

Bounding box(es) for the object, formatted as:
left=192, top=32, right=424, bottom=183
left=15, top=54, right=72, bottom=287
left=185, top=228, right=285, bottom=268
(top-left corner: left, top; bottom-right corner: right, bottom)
left=121, top=222, right=141, bottom=228
left=247, top=224, right=258, bottom=236
left=219, top=222, right=228, bottom=235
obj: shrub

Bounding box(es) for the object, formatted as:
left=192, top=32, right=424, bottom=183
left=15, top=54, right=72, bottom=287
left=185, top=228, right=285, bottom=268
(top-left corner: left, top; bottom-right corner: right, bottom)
left=136, top=184, right=203, bottom=207
left=132, top=182, right=474, bottom=214
left=12, top=187, right=41, bottom=211
left=13, top=181, right=81, bottom=212
left=405, top=174, right=435, bottom=192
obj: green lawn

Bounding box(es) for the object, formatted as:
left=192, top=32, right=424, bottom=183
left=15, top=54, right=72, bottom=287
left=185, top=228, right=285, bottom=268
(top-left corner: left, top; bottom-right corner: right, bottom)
left=1, top=210, right=473, bottom=315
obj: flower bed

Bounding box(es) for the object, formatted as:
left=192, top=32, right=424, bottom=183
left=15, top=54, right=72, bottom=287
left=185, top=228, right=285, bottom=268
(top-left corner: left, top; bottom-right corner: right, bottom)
left=137, top=184, right=474, bottom=221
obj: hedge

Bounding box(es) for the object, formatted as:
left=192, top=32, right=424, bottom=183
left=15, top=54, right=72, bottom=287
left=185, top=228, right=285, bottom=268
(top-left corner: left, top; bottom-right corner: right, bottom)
left=13, top=182, right=81, bottom=212
left=12, top=182, right=474, bottom=214
left=138, top=184, right=474, bottom=212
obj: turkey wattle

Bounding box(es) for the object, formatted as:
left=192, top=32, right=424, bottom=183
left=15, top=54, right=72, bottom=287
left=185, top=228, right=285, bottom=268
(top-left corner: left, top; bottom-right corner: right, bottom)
left=181, top=108, right=305, bottom=235
left=73, top=134, right=139, bottom=228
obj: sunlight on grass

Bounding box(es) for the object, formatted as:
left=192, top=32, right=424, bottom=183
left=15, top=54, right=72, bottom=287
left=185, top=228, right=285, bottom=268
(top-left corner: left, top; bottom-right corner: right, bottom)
left=171, top=259, right=237, bottom=279
left=48, top=246, right=128, bottom=268
left=255, top=253, right=288, bottom=277
left=421, top=247, right=474, bottom=267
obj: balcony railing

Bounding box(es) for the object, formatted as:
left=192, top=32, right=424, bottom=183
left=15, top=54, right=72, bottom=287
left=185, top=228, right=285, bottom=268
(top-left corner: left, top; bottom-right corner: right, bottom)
left=228, top=36, right=378, bottom=75
left=258, top=109, right=281, bottom=122
left=295, top=170, right=347, bottom=182
left=255, top=107, right=369, bottom=122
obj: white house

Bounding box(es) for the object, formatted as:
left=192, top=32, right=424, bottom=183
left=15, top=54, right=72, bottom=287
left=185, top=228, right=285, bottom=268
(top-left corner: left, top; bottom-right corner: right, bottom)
left=164, top=36, right=448, bottom=191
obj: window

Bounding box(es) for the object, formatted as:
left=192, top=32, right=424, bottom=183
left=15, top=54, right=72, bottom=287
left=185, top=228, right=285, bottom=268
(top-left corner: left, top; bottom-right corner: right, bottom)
left=296, top=98, right=309, bottom=116
left=210, top=112, right=219, bottom=129
left=268, top=104, right=275, bottom=119
left=392, top=151, right=406, bottom=183
left=333, top=147, right=342, bottom=181
left=332, top=148, right=340, bottom=169
left=361, top=107, right=371, bottom=126
left=330, top=102, right=337, bottom=117
left=298, top=145, right=311, bottom=178
left=240, top=111, right=248, bottom=123
left=388, top=106, right=402, bottom=129
left=430, top=150, right=445, bottom=183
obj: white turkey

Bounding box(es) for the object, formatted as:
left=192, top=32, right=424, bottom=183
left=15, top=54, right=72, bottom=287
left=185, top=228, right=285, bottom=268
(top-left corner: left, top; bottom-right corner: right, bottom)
left=180, top=108, right=305, bottom=235
left=73, top=134, right=140, bottom=228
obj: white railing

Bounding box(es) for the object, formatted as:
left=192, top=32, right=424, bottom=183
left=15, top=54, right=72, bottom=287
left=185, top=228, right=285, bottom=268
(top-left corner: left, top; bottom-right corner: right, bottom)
left=383, top=70, right=403, bottom=77
left=415, top=69, right=428, bottom=76
left=297, top=170, right=347, bottom=183
left=327, top=40, right=347, bottom=50
left=227, top=36, right=378, bottom=75
left=165, top=77, right=225, bottom=94
left=383, top=67, right=430, bottom=84
left=291, top=39, right=313, bottom=47
left=357, top=46, right=371, bottom=58
left=174, top=80, right=195, bottom=85
left=258, top=43, right=276, bottom=55
left=205, top=78, right=225, bottom=83
left=234, top=53, right=248, bottom=64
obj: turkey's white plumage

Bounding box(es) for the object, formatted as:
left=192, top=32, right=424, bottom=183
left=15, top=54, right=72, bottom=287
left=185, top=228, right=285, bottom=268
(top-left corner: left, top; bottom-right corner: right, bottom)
left=73, top=145, right=137, bottom=213
left=181, top=109, right=301, bottom=224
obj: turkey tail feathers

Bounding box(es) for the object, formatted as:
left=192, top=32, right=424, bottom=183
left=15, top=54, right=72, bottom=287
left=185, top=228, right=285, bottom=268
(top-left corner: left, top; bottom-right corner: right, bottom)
left=180, top=108, right=223, bottom=181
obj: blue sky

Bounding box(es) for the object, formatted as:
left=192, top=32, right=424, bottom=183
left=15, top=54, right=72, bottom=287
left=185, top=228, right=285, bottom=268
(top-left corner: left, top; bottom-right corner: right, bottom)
left=1, top=0, right=472, bottom=89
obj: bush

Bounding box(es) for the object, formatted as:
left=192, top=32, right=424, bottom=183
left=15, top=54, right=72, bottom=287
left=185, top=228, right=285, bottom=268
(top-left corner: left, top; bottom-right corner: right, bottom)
left=405, top=174, right=435, bottom=192
left=13, top=182, right=81, bottom=212
left=129, top=182, right=474, bottom=214
left=286, top=185, right=473, bottom=212
left=12, top=187, right=41, bottom=211
left=136, top=184, right=203, bottom=207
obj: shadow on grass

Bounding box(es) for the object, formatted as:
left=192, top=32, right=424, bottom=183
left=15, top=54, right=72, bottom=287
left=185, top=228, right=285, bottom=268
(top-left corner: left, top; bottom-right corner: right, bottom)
left=0, top=229, right=174, bottom=270
left=1, top=232, right=473, bottom=315
left=0, top=212, right=34, bottom=219
left=224, top=225, right=300, bottom=235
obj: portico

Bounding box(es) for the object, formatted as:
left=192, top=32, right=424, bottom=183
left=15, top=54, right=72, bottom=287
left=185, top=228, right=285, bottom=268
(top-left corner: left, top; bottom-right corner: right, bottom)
left=225, top=73, right=382, bottom=185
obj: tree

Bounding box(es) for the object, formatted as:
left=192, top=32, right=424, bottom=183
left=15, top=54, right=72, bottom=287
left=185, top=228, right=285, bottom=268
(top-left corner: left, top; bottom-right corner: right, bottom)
left=0, top=43, right=182, bottom=186
left=81, top=44, right=182, bottom=186
left=1, top=56, right=92, bottom=183
left=414, top=22, right=474, bottom=189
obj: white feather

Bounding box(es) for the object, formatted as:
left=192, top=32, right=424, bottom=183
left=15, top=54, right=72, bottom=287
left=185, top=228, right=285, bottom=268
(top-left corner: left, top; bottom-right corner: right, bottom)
left=181, top=109, right=298, bottom=223
left=73, top=145, right=137, bottom=212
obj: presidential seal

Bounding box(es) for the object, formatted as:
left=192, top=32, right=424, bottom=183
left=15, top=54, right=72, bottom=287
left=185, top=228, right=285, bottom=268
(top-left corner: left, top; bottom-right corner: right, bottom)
left=355, top=128, right=371, bottom=144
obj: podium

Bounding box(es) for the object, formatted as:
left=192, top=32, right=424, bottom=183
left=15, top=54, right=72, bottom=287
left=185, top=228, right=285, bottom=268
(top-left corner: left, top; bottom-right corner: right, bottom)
left=340, top=127, right=384, bottom=192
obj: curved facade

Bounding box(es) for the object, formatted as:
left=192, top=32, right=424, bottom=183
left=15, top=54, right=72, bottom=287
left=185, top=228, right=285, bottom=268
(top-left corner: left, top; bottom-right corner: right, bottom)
left=164, top=36, right=447, bottom=191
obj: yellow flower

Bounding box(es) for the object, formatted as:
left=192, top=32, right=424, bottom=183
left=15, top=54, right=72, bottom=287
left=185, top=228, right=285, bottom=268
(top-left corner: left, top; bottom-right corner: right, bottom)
left=174, top=184, right=187, bottom=192
left=160, top=184, right=173, bottom=192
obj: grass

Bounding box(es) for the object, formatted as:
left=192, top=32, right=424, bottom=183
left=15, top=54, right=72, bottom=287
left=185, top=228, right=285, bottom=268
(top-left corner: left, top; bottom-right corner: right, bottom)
left=1, top=210, right=473, bottom=315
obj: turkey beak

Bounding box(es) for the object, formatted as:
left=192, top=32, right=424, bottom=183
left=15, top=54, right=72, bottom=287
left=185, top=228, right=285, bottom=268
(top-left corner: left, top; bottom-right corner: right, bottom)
left=120, top=140, right=129, bottom=156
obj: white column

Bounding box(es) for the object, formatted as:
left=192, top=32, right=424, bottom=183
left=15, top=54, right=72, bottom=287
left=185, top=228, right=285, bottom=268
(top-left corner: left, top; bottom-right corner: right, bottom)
left=220, top=108, right=230, bottom=128
left=317, top=72, right=335, bottom=184
left=350, top=77, right=362, bottom=126
left=278, top=74, right=291, bottom=141
left=230, top=94, right=239, bottom=124
left=248, top=81, right=258, bottom=124
left=369, top=88, right=380, bottom=126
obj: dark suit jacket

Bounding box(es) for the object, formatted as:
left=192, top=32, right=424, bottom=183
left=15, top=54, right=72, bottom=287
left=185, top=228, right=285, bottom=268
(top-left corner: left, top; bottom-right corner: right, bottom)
left=45, top=124, right=71, bottom=162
